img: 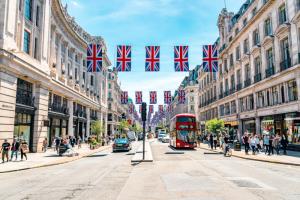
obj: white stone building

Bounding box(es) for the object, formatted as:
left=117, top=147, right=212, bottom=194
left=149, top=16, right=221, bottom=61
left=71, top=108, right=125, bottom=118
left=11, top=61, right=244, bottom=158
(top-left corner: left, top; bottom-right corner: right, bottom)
left=0, top=0, right=111, bottom=152
left=107, top=69, right=130, bottom=136
left=199, top=0, right=300, bottom=146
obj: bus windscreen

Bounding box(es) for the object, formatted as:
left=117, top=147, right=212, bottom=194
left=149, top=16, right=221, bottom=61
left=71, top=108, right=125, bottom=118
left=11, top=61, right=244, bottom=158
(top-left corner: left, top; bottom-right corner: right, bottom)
left=177, top=116, right=196, bottom=123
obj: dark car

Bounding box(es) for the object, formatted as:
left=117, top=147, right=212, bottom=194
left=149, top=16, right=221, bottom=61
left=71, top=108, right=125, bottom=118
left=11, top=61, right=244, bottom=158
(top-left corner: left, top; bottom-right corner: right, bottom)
left=112, top=138, right=132, bottom=152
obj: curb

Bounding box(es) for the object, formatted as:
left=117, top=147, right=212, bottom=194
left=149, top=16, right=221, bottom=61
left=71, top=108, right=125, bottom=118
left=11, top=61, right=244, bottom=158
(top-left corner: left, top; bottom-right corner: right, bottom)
left=199, top=146, right=300, bottom=167
left=0, top=146, right=111, bottom=174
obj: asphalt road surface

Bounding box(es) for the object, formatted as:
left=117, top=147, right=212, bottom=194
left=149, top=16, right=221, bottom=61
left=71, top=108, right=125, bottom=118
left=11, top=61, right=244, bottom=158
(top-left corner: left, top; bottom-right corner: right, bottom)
left=1, top=140, right=300, bottom=200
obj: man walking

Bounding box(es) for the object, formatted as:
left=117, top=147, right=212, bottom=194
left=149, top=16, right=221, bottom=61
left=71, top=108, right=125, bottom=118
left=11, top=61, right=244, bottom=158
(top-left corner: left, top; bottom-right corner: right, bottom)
left=1, top=139, right=10, bottom=163
left=209, top=134, right=214, bottom=150
left=243, top=133, right=250, bottom=155
left=10, top=138, right=20, bottom=161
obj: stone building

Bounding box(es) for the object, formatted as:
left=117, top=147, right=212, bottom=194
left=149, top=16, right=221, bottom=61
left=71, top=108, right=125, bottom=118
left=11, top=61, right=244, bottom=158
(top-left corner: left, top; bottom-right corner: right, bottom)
left=0, top=0, right=111, bottom=152
left=107, top=69, right=129, bottom=136
left=199, top=0, right=300, bottom=146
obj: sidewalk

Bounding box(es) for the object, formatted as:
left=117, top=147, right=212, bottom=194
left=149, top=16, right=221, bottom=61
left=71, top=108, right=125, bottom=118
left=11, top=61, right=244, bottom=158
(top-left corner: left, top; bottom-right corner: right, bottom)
left=199, top=143, right=300, bottom=166
left=0, top=144, right=111, bottom=173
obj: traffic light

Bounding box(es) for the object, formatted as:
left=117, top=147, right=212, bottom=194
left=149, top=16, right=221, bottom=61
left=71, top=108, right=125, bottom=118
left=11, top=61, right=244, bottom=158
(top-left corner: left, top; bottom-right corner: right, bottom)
left=141, top=102, right=147, bottom=122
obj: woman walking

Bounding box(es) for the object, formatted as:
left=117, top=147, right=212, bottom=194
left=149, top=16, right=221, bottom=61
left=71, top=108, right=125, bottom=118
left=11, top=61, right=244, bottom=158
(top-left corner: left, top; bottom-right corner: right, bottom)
left=20, top=140, right=29, bottom=161
left=250, top=136, right=257, bottom=155
left=273, top=134, right=281, bottom=155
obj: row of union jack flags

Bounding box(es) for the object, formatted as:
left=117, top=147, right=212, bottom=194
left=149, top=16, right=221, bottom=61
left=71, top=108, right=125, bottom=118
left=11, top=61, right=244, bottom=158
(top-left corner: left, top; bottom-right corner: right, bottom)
left=87, top=44, right=218, bottom=72
left=121, top=90, right=185, bottom=105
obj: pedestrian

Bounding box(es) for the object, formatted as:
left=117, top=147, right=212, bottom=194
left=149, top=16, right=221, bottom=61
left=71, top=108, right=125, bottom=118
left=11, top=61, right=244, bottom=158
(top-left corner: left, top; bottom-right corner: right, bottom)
left=196, top=134, right=201, bottom=148
left=268, top=135, right=274, bottom=155
left=209, top=134, right=214, bottom=150
left=219, top=134, right=224, bottom=150
left=263, top=134, right=270, bottom=154
left=255, top=135, right=261, bottom=153
left=42, top=137, right=48, bottom=152
left=20, top=140, right=29, bottom=161
left=273, top=134, right=281, bottom=155
left=77, top=137, right=82, bottom=149
left=55, top=137, right=60, bottom=153
left=1, top=139, right=10, bottom=163
left=281, top=134, right=288, bottom=155
left=213, top=134, right=218, bottom=150
left=10, top=138, right=20, bottom=161
left=243, top=133, right=250, bottom=155
left=250, top=136, right=257, bottom=155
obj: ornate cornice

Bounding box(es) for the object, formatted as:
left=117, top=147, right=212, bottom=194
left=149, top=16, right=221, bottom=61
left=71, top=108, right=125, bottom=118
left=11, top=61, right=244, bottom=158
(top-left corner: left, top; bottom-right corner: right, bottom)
left=52, top=0, right=108, bottom=52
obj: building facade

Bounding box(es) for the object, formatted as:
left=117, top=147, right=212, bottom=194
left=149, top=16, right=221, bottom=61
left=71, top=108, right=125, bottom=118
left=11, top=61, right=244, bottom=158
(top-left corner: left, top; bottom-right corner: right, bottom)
left=107, top=69, right=129, bottom=136
left=0, top=0, right=110, bottom=152
left=199, top=0, right=300, bottom=145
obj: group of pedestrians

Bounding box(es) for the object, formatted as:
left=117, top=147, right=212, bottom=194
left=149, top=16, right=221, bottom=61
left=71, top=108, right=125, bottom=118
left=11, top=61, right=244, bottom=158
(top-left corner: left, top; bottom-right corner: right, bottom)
left=1, top=137, right=29, bottom=163
left=242, top=133, right=289, bottom=155
left=53, top=136, right=82, bottom=154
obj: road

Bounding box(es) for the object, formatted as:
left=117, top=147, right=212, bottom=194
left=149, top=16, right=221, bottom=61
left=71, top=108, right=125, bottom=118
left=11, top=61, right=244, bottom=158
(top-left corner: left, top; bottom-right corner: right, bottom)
left=0, top=140, right=300, bottom=200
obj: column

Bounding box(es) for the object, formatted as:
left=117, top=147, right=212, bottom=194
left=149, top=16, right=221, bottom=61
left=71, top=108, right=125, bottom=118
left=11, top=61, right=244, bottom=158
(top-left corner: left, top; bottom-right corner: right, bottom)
left=295, top=70, right=300, bottom=101
left=284, top=82, right=289, bottom=103
left=255, top=117, right=261, bottom=136
left=64, top=43, right=69, bottom=78
left=32, top=85, right=49, bottom=153
left=68, top=99, right=73, bottom=136
left=290, top=23, right=298, bottom=66
left=50, top=27, right=56, bottom=66
left=86, top=107, right=90, bottom=137
left=103, top=112, right=108, bottom=137
left=56, top=35, right=62, bottom=77
left=0, top=72, right=17, bottom=143
left=273, top=37, right=281, bottom=73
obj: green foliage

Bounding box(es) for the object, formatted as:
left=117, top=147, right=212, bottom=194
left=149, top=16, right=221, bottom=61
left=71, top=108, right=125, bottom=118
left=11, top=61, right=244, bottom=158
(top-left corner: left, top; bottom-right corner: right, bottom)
left=130, top=123, right=142, bottom=133
left=91, top=120, right=103, bottom=142
left=205, top=118, right=225, bottom=135
left=118, top=120, right=129, bottom=134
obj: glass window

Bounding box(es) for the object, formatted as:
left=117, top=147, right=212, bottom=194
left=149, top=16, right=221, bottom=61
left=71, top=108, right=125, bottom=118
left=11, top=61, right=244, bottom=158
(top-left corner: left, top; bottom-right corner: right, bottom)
left=281, top=38, right=290, bottom=61
left=23, top=30, right=30, bottom=54
left=279, top=5, right=287, bottom=25
left=264, top=18, right=272, bottom=36
left=36, top=5, right=40, bottom=27
left=237, top=69, right=241, bottom=84
left=266, top=48, right=273, bottom=69
left=236, top=46, right=240, bottom=60
left=177, top=117, right=195, bottom=123
left=245, top=64, right=250, bottom=80
left=90, top=75, right=94, bottom=86
left=243, top=38, right=249, bottom=54
left=253, top=29, right=260, bottom=45
left=254, top=57, right=261, bottom=74
left=24, top=0, right=32, bottom=21
left=288, top=80, right=298, bottom=101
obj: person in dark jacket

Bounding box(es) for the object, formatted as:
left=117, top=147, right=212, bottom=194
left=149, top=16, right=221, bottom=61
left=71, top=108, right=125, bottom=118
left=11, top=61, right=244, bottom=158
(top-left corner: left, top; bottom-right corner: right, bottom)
left=10, top=138, right=20, bottom=161
left=209, top=134, right=214, bottom=150
left=281, top=134, right=288, bottom=155
left=243, top=133, right=250, bottom=155
left=1, top=139, right=10, bottom=163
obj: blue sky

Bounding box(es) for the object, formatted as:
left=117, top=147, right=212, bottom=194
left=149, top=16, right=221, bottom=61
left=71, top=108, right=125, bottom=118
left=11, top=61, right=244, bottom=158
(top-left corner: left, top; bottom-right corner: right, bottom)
left=62, top=0, right=245, bottom=111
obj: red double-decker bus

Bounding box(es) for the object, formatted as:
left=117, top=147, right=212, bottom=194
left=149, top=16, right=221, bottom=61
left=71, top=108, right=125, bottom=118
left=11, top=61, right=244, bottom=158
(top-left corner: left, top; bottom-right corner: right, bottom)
left=169, top=113, right=197, bottom=149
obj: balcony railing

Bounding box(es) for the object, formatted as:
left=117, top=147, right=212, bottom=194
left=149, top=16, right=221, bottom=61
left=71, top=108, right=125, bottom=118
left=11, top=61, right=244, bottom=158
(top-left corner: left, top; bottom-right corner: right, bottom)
left=49, top=104, right=69, bottom=115
left=244, top=79, right=251, bottom=88
left=236, top=83, right=243, bottom=91
left=254, top=73, right=262, bottom=83
left=229, top=87, right=236, bottom=94
left=265, top=66, right=275, bottom=78
left=16, top=94, right=35, bottom=107
left=280, top=57, right=291, bottom=71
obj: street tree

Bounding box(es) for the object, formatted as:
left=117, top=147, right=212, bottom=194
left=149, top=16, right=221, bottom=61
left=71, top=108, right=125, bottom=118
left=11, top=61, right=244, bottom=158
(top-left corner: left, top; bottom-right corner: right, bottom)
left=205, top=118, right=225, bottom=135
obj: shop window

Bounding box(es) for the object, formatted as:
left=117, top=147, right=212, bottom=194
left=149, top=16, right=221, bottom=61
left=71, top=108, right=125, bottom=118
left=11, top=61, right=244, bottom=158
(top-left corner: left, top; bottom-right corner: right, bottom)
left=24, top=0, right=32, bottom=21
left=288, top=80, right=298, bottom=101
left=23, top=30, right=30, bottom=54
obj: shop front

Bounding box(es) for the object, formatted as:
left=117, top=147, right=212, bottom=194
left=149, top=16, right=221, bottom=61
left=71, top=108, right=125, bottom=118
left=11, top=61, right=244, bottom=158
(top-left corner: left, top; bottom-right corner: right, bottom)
left=284, top=112, right=300, bottom=144
left=224, top=121, right=239, bottom=140
left=261, top=115, right=284, bottom=136
left=14, top=78, right=35, bottom=151
left=242, top=119, right=256, bottom=134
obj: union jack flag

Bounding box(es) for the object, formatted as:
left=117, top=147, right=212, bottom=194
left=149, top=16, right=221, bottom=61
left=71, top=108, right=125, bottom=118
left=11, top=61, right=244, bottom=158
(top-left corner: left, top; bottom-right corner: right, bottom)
left=164, top=91, right=172, bottom=104
left=87, top=44, right=103, bottom=72
left=159, top=105, right=164, bottom=113
left=135, top=91, right=142, bottom=104
left=121, top=91, right=128, bottom=104
left=174, top=46, right=189, bottom=72
left=149, top=105, right=154, bottom=113
left=145, top=46, right=160, bottom=72
left=203, top=44, right=218, bottom=72
left=178, top=90, right=186, bottom=104
left=149, top=91, right=157, bottom=104
left=116, top=45, right=131, bottom=72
